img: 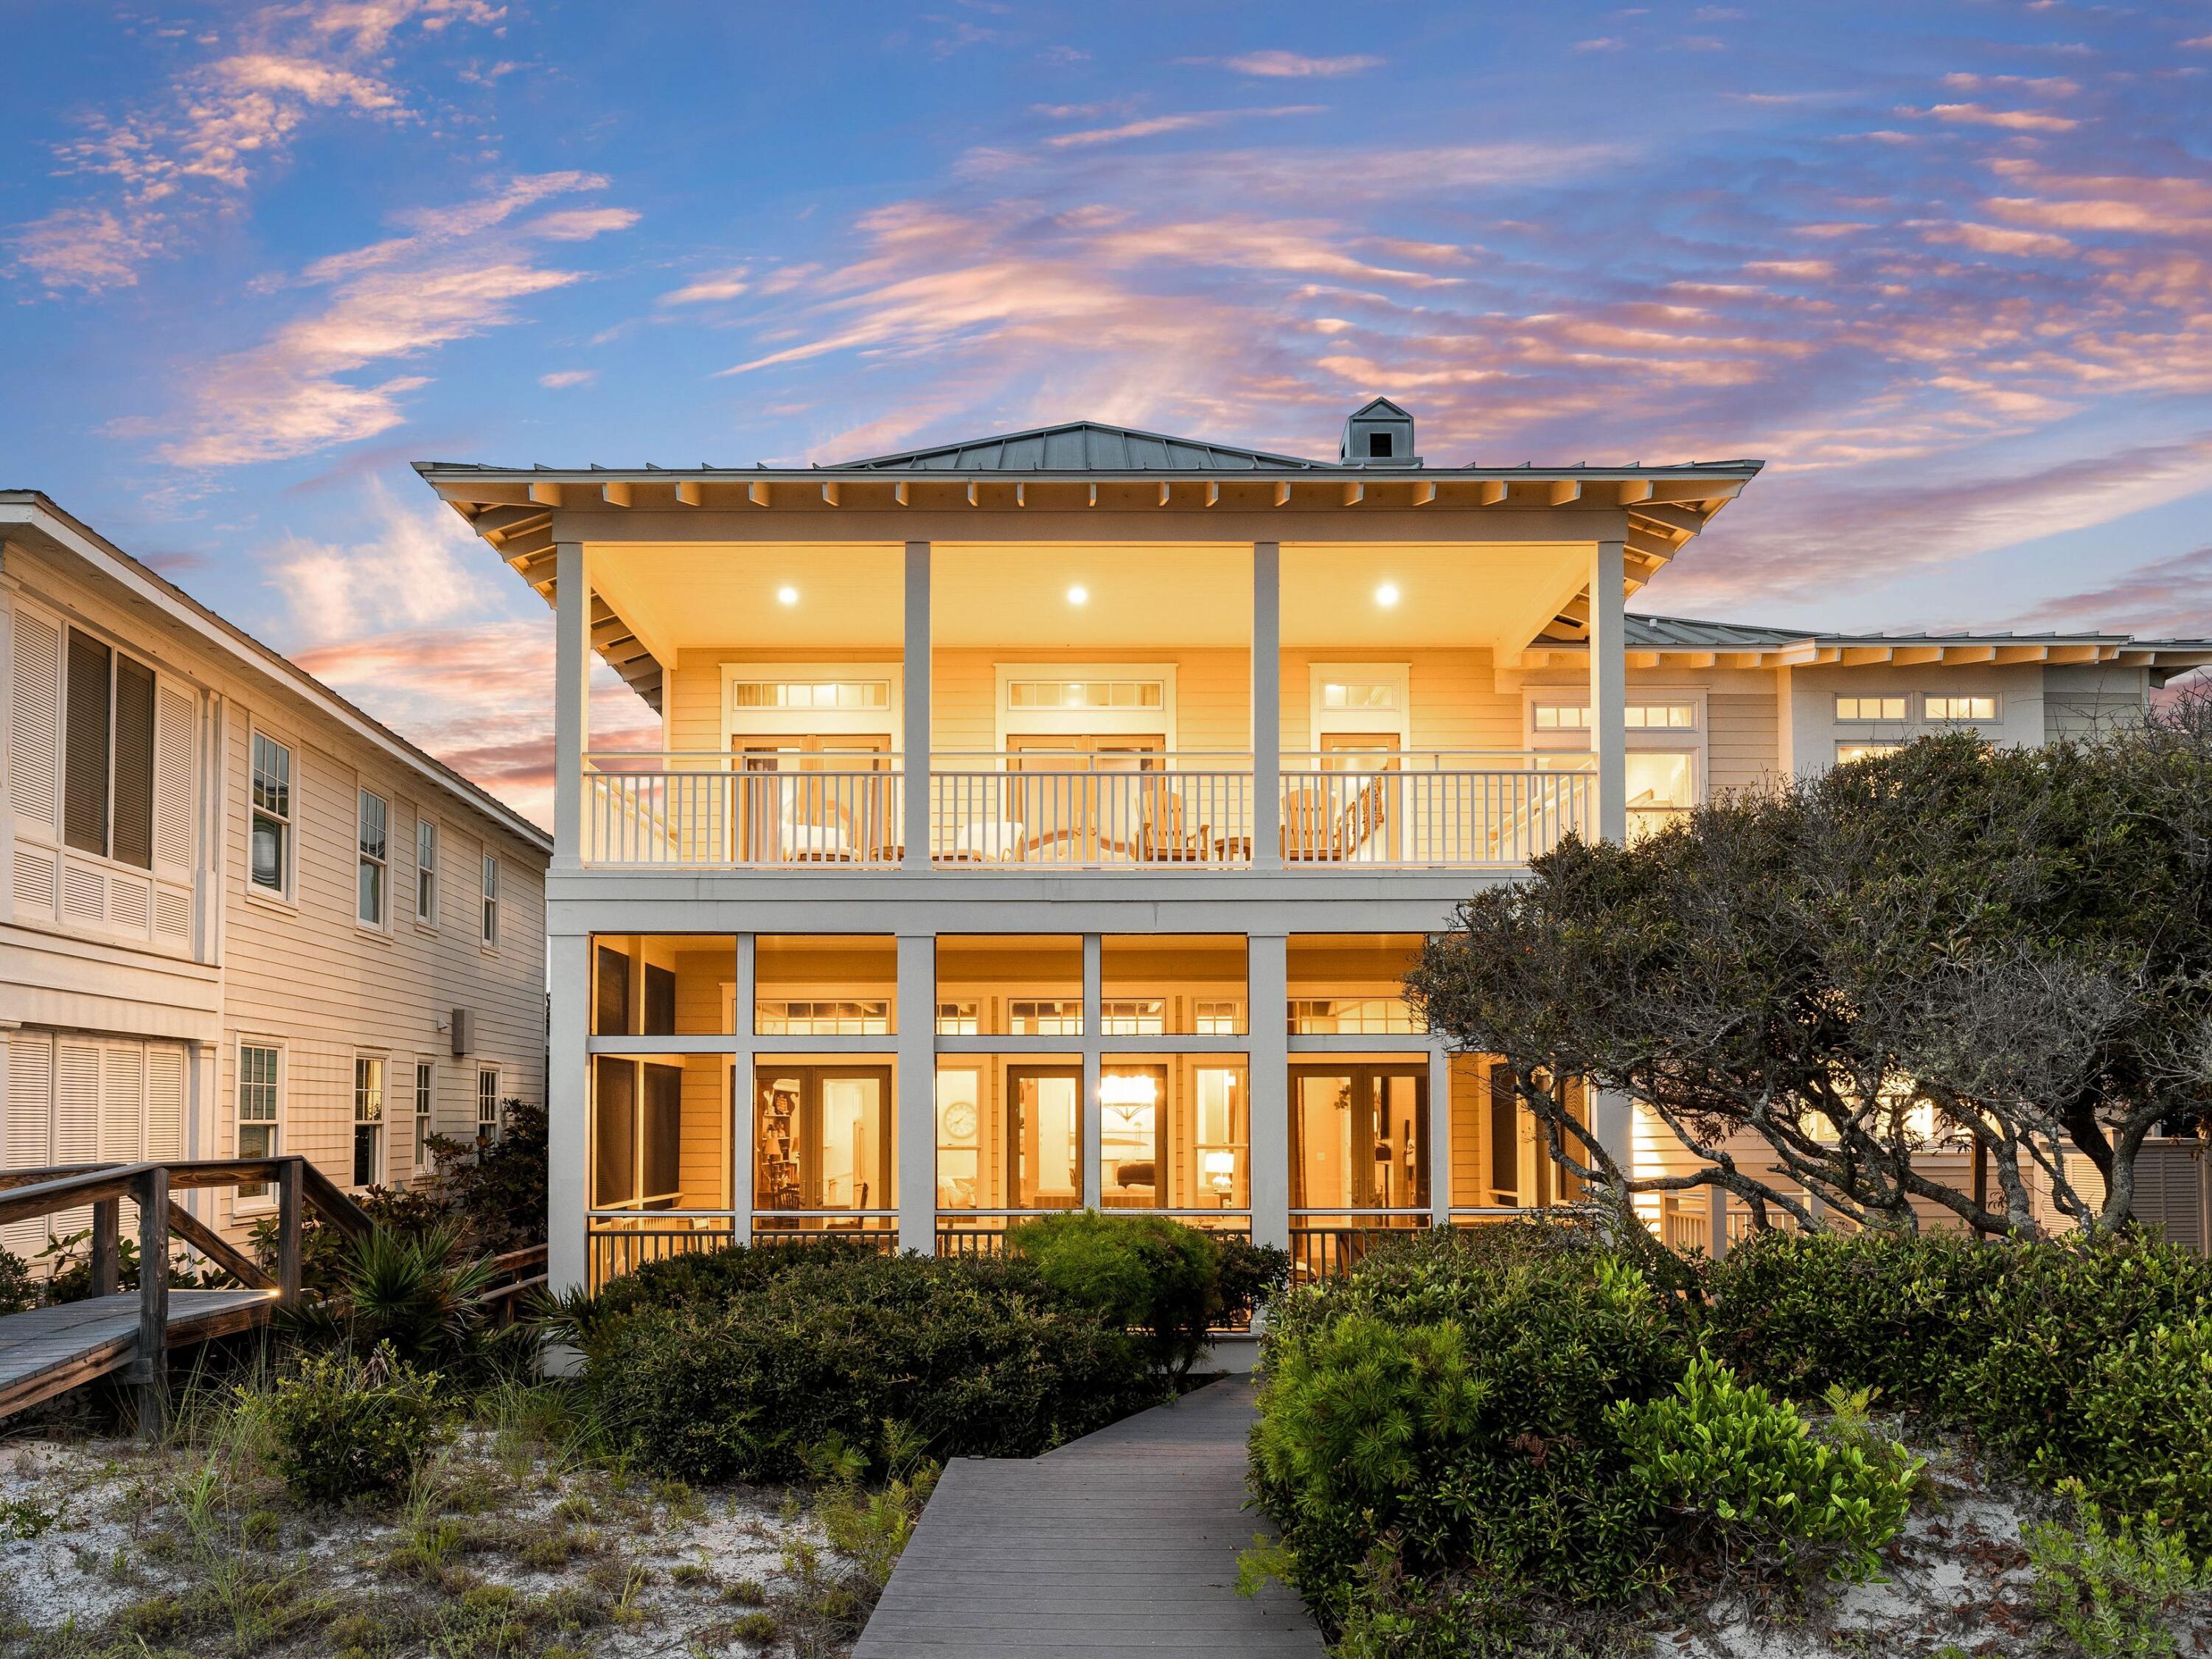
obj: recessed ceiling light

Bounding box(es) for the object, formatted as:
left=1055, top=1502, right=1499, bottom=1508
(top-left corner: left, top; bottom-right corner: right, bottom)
left=1375, top=582, right=1401, bottom=608
left=1067, top=585, right=1089, bottom=605
left=776, top=586, right=799, bottom=606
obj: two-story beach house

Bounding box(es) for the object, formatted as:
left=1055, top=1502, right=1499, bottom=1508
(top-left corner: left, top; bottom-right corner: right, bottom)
left=0, top=493, right=550, bottom=1257
left=416, top=403, right=2212, bottom=1292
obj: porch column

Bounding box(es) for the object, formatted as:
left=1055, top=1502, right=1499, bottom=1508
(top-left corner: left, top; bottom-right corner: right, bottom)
left=546, top=929, right=589, bottom=1295
left=902, top=540, right=931, bottom=872
left=1708, top=1179, right=1730, bottom=1260
left=731, top=934, right=756, bottom=1248
left=1081, top=934, right=1103, bottom=1211
left=895, top=932, right=936, bottom=1253
left=1589, top=538, right=1627, bottom=844
left=1248, top=933, right=1289, bottom=1250
left=1428, top=1046, right=1452, bottom=1227
left=552, top=540, right=590, bottom=872
left=1251, top=542, right=1282, bottom=872
left=1594, top=1087, right=1634, bottom=1190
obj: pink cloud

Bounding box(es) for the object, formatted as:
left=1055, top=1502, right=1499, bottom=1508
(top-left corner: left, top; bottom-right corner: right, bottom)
left=1218, top=51, right=1382, bottom=77
left=1919, top=102, right=2080, bottom=132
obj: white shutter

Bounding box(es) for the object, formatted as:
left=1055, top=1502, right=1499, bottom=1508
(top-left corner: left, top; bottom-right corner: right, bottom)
left=52, top=1041, right=100, bottom=1241
left=100, top=1043, right=145, bottom=1165
left=145, top=1046, right=184, bottom=1164
left=3, top=1036, right=54, bottom=1261
left=153, top=683, right=195, bottom=877
left=7, top=604, right=62, bottom=841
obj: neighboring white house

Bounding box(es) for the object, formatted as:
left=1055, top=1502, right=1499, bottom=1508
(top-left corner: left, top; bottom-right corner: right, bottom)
left=415, top=404, right=2212, bottom=1293
left=0, top=493, right=550, bottom=1257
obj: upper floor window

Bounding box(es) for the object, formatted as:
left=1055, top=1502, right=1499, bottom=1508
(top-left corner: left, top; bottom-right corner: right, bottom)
left=481, top=852, right=501, bottom=947
left=1836, top=695, right=1907, bottom=722
left=1320, top=681, right=1399, bottom=711
left=415, top=818, right=439, bottom=925
left=1007, top=679, right=1164, bottom=711
left=1624, top=702, right=1697, bottom=730
left=731, top=679, right=891, bottom=710
left=1927, top=695, right=1997, bottom=722
left=1531, top=703, right=1591, bottom=731
left=357, top=788, right=389, bottom=927
left=63, top=629, right=156, bottom=869
left=250, top=734, right=293, bottom=895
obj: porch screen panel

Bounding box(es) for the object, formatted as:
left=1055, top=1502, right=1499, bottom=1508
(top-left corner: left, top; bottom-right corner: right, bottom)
left=592, top=1056, right=638, bottom=1208
left=111, top=654, right=156, bottom=870
left=640, top=1062, right=683, bottom=1206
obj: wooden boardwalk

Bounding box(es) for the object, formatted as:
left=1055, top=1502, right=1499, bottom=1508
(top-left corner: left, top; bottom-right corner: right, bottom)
left=0, top=1289, right=275, bottom=1418
left=856, top=1377, right=1326, bottom=1658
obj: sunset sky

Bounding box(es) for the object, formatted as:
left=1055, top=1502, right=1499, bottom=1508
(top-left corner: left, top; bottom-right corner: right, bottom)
left=4, top=0, right=2209, bottom=824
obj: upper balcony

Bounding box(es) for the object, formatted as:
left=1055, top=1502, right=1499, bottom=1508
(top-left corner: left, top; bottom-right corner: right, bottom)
left=417, top=414, right=1759, bottom=878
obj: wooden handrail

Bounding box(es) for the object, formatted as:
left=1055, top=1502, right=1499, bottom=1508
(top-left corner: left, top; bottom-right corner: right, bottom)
left=0, top=1158, right=293, bottom=1226
left=295, top=1160, right=372, bottom=1242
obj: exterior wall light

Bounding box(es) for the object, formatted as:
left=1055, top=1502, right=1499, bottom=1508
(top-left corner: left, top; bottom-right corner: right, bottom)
left=777, top=586, right=799, bottom=606
left=1067, top=585, right=1089, bottom=605
left=1375, top=582, right=1402, bottom=608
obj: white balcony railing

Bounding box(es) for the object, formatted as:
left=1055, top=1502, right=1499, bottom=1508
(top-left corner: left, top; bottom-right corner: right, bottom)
left=580, top=751, right=1596, bottom=869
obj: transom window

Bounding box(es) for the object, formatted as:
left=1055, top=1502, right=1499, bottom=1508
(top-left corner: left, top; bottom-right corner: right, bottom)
left=731, top=679, right=891, bottom=710
left=357, top=788, right=389, bottom=927
left=1009, top=998, right=1084, bottom=1036
left=1836, top=695, right=1907, bottom=722
left=1007, top=680, right=1164, bottom=711
left=250, top=734, right=293, bottom=895
left=1926, top=695, right=1997, bottom=722
left=1321, top=681, right=1398, bottom=711
left=1101, top=998, right=1166, bottom=1036
left=755, top=998, right=891, bottom=1035
left=1531, top=703, right=1591, bottom=731
left=1289, top=997, right=1425, bottom=1036
left=936, top=1001, right=981, bottom=1036
left=1625, top=703, right=1697, bottom=730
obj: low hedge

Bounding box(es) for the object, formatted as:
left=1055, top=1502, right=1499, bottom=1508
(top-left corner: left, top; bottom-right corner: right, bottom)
left=582, top=1247, right=1161, bottom=1484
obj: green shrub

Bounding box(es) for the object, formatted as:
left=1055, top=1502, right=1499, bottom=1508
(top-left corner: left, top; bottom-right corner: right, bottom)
left=1252, top=1225, right=1692, bottom=1637
left=2026, top=1480, right=2208, bottom=1659
left=582, top=1249, right=1157, bottom=1484
left=1607, top=1351, right=1920, bottom=1579
left=0, top=1248, right=32, bottom=1315
left=338, top=1220, right=497, bottom=1367
left=1006, top=1211, right=1265, bottom=1383
left=262, top=1346, right=449, bottom=1506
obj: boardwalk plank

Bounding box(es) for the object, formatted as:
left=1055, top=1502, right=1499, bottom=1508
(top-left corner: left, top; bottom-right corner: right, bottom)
left=0, top=1290, right=276, bottom=1419
left=855, top=1378, right=1324, bottom=1659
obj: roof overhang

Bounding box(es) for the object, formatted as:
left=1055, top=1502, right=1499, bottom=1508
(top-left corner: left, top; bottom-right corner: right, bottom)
left=1523, top=629, right=2212, bottom=680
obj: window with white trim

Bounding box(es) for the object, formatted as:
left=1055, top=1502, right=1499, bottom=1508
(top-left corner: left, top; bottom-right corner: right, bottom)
left=1006, top=679, right=1164, bottom=711
left=1835, top=695, right=1907, bottom=723
left=1926, top=695, right=1997, bottom=722
left=1531, top=703, right=1591, bottom=731
left=414, top=1060, right=434, bottom=1169
left=353, top=1055, right=385, bottom=1188
left=237, top=1043, right=282, bottom=1200
left=415, top=818, right=438, bottom=925
left=251, top=734, right=293, bottom=895
left=1624, top=702, right=1697, bottom=730
left=480, top=853, right=500, bottom=947
left=357, top=788, right=389, bottom=927
left=61, top=628, right=157, bottom=869
left=731, top=678, right=891, bottom=709
left=1837, top=741, right=1907, bottom=763
left=477, top=1067, right=501, bottom=1143
left=1319, top=681, right=1398, bottom=711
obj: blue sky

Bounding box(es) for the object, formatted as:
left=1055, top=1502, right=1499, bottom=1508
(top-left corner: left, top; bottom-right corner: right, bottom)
left=4, top=0, right=2209, bottom=816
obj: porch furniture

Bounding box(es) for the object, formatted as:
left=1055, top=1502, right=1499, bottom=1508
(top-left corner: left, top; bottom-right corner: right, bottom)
left=1282, top=774, right=1390, bottom=862
left=942, top=818, right=1029, bottom=862
left=1138, top=782, right=1210, bottom=862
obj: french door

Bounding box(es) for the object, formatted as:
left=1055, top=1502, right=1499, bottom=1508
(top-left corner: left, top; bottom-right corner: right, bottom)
left=754, top=1064, right=894, bottom=1217
left=1006, top=734, right=1164, bottom=860
left=733, top=733, right=893, bottom=862
left=1288, top=1062, right=1430, bottom=1211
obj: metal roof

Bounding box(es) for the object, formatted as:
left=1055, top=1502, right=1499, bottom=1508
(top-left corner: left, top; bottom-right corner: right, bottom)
left=833, top=420, right=1324, bottom=473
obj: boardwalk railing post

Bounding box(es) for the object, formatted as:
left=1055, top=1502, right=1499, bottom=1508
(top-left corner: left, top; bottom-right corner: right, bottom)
left=135, top=1166, right=170, bottom=1440
left=276, top=1159, right=302, bottom=1312
left=90, top=1199, right=119, bottom=1299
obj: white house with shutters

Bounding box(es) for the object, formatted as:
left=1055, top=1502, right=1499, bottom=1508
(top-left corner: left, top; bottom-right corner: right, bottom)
left=0, top=493, right=551, bottom=1258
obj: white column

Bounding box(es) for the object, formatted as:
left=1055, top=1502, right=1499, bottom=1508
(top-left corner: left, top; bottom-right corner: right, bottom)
left=1708, top=1180, right=1730, bottom=1259
left=731, top=933, right=755, bottom=1246
left=552, top=540, right=590, bottom=872
left=1081, top=934, right=1103, bottom=1211
left=902, top=541, right=931, bottom=873
left=1251, top=542, right=1281, bottom=871
left=1594, top=1087, right=1634, bottom=1185
left=1248, top=933, right=1289, bottom=1249
left=1589, top=539, right=1627, bottom=844
left=895, top=933, right=936, bottom=1253
left=546, top=929, right=589, bottom=1294
left=1774, top=664, right=1797, bottom=780
left=1427, top=1046, right=1452, bottom=1227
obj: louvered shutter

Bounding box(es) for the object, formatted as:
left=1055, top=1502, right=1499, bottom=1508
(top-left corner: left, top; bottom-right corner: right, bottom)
left=2, top=1036, right=54, bottom=1259
left=51, top=1041, right=101, bottom=1240
left=9, top=605, right=62, bottom=838
left=153, top=684, right=196, bottom=877
left=145, top=1046, right=185, bottom=1164
left=100, top=1043, right=144, bottom=1165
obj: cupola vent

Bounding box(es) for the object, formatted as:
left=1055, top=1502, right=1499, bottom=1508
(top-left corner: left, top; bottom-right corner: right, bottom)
left=1339, top=397, right=1419, bottom=467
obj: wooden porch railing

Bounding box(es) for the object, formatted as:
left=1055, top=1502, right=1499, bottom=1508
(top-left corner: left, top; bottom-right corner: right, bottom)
left=0, top=1156, right=369, bottom=1433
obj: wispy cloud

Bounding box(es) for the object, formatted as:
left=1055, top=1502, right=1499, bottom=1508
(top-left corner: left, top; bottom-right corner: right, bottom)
left=658, top=266, right=751, bottom=306
left=1217, top=51, right=1381, bottom=77
left=144, top=172, right=634, bottom=468
left=538, top=369, right=595, bottom=389
left=1916, top=102, right=2080, bottom=132
left=1042, top=106, right=1321, bottom=148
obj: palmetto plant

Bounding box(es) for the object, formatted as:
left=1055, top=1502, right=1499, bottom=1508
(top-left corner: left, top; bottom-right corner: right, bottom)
left=341, top=1221, right=496, bottom=1367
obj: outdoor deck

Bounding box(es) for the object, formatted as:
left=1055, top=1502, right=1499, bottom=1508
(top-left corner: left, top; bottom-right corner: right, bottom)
left=0, top=1288, right=276, bottom=1419
left=855, top=1376, right=1325, bottom=1658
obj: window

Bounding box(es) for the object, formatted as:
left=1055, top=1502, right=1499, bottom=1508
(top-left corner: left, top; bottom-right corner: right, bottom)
left=62, top=629, right=156, bottom=869
left=754, top=999, right=892, bottom=1036
left=352, top=1056, right=385, bottom=1188
left=1837, top=741, right=1906, bottom=763
left=1006, top=680, right=1164, bottom=710
left=1320, top=681, right=1398, bottom=711
left=357, top=788, right=388, bottom=926
left=478, top=1068, right=501, bottom=1143
left=1625, top=751, right=1697, bottom=840
left=1926, top=695, right=1997, bottom=722
left=415, top=819, right=438, bottom=925
left=480, top=853, right=500, bottom=947
left=414, top=1062, right=434, bottom=1169
left=251, top=734, right=292, bottom=894
left=1835, top=695, right=1907, bottom=723
left=731, top=679, right=891, bottom=710
left=1531, top=703, right=1591, bottom=731
left=237, top=1043, right=281, bottom=1200
left=1624, top=703, right=1697, bottom=730
left=1009, top=999, right=1084, bottom=1036
left=1368, top=431, right=1392, bottom=459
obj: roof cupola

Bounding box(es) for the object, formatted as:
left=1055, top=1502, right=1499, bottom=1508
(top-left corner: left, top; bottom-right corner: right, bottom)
left=1339, top=397, right=1419, bottom=467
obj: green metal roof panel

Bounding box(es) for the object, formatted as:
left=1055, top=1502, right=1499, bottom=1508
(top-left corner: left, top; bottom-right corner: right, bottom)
left=835, top=420, right=1329, bottom=473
